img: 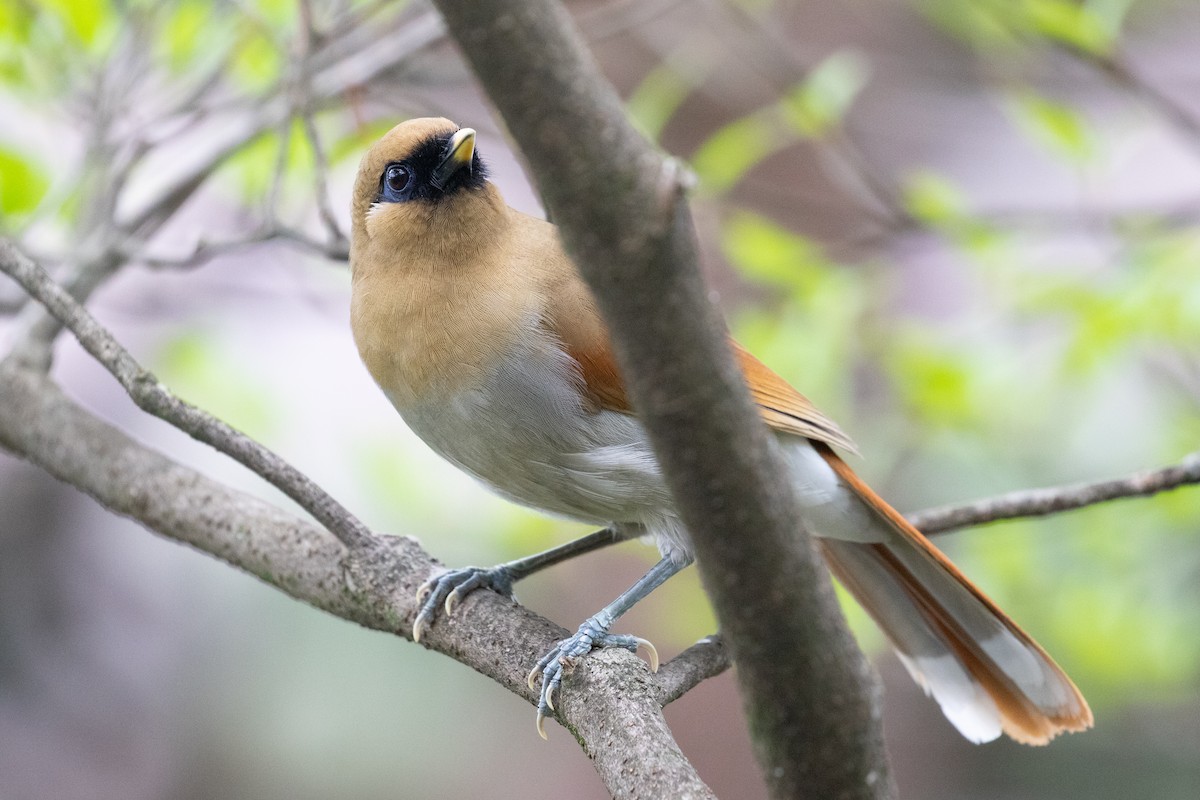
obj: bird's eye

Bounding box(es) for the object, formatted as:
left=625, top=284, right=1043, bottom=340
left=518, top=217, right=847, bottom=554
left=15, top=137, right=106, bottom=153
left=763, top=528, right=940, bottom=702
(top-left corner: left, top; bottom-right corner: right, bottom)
left=384, top=164, right=410, bottom=196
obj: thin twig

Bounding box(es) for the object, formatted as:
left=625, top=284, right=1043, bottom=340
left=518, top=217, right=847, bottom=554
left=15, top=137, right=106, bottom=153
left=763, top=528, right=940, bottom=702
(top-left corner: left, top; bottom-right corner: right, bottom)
left=1077, top=48, right=1200, bottom=162
left=0, top=240, right=374, bottom=550
left=910, top=451, right=1200, bottom=534
left=127, top=223, right=350, bottom=269
left=650, top=450, right=1200, bottom=697
left=295, top=0, right=349, bottom=250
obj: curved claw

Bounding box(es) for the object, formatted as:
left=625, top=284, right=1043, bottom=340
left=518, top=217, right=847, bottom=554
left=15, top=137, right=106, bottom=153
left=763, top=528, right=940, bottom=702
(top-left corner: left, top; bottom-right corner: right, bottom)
left=412, top=616, right=426, bottom=644
left=529, top=621, right=658, bottom=740
left=527, top=664, right=540, bottom=693
left=635, top=637, right=660, bottom=672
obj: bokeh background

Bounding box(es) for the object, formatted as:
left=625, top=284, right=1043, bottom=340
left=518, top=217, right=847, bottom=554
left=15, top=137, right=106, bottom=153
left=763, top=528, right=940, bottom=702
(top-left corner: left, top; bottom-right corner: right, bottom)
left=2, top=0, right=1199, bottom=797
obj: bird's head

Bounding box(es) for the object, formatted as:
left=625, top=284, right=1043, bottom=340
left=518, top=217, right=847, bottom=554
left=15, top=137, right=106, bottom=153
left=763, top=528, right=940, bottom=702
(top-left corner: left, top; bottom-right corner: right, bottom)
left=350, top=117, right=506, bottom=269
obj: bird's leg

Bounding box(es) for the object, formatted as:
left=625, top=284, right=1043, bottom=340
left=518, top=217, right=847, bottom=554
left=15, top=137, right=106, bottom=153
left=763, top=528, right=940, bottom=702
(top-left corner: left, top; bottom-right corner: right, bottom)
left=528, top=555, right=691, bottom=739
left=413, top=526, right=628, bottom=642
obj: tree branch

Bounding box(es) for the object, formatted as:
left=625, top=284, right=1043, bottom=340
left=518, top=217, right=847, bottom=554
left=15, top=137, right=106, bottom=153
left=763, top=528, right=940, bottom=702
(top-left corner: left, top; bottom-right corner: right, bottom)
left=0, top=239, right=374, bottom=551
left=655, top=636, right=730, bottom=706
left=127, top=224, right=349, bottom=271
left=0, top=361, right=716, bottom=800
left=910, top=451, right=1200, bottom=534
left=429, top=2, right=894, bottom=797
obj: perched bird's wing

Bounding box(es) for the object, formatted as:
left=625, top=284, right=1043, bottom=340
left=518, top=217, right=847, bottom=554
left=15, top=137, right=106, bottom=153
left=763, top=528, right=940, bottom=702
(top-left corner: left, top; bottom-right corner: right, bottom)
left=548, top=299, right=856, bottom=451
left=560, top=329, right=632, bottom=414
left=732, top=342, right=857, bottom=453
left=539, top=263, right=634, bottom=415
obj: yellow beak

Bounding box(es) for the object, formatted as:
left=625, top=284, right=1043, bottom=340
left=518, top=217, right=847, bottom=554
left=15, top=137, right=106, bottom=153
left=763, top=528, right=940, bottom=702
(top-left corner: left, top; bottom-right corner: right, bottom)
left=431, top=127, right=476, bottom=188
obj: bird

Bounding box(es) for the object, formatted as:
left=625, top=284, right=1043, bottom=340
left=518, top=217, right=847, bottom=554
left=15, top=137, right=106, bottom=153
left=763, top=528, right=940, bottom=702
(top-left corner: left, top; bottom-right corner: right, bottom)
left=348, top=116, right=1093, bottom=744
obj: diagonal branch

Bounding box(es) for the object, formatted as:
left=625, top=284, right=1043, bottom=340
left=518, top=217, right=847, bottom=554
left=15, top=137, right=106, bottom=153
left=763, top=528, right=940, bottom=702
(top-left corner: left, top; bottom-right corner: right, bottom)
left=0, top=239, right=374, bottom=551
left=655, top=635, right=730, bottom=705
left=910, top=451, right=1200, bottom=534
left=429, top=1, right=894, bottom=798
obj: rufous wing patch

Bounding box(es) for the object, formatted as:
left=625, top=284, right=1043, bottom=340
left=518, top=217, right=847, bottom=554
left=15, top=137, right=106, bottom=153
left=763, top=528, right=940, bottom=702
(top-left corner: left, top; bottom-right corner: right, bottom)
left=543, top=279, right=632, bottom=413
left=551, top=308, right=857, bottom=451
left=734, top=342, right=857, bottom=452
left=567, top=339, right=631, bottom=413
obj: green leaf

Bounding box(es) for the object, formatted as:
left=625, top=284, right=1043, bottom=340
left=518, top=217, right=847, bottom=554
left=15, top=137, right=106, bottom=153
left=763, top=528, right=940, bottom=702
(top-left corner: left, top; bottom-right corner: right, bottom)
left=159, top=1, right=217, bottom=72
left=721, top=211, right=830, bottom=292
left=723, top=211, right=870, bottom=424
left=916, top=0, right=1024, bottom=52
left=917, top=0, right=1121, bottom=55
left=231, top=27, right=282, bottom=91
left=627, top=62, right=693, bottom=142
left=688, top=51, right=869, bottom=192
left=220, top=119, right=314, bottom=202
left=1007, top=92, right=1095, bottom=163
left=781, top=51, right=869, bottom=137
left=1023, top=0, right=1113, bottom=55
left=690, top=113, right=786, bottom=193
left=249, top=0, right=295, bottom=29
left=885, top=333, right=976, bottom=428
left=39, top=0, right=115, bottom=49
left=0, top=146, right=49, bottom=220
left=222, top=130, right=279, bottom=200
left=903, top=171, right=967, bottom=225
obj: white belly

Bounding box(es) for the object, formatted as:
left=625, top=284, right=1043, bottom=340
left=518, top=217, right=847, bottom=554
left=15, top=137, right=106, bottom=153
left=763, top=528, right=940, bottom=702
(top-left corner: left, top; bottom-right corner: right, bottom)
left=387, top=323, right=881, bottom=558
left=389, top=327, right=674, bottom=529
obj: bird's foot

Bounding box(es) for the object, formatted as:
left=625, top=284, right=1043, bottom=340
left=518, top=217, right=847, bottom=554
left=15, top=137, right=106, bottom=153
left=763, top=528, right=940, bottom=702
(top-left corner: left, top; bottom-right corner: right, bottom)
left=413, top=565, right=516, bottom=642
left=527, top=617, right=658, bottom=739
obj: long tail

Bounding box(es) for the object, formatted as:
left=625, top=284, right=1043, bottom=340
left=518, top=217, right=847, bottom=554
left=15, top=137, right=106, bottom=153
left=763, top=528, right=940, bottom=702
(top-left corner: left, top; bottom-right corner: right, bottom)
left=811, top=443, right=1093, bottom=744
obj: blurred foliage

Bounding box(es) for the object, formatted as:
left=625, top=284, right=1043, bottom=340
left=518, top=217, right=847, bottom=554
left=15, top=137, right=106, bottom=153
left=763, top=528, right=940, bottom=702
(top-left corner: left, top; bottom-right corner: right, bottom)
left=623, top=0, right=1200, bottom=703
left=3, top=3, right=1198, bottom=795
left=919, top=0, right=1134, bottom=55
left=0, top=145, right=49, bottom=219
left=0, top=0, right=391, bottom=236
left=1005, top=91, right=1098, bottom=164
left=155, top=331, right=281, bottom=440
left=686, top=50, right=869, bottom=192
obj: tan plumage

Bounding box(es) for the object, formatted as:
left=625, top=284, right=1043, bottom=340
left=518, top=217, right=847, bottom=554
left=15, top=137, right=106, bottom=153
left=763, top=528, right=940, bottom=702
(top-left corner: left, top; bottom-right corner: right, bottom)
left=350, top=117, right=1092, bottom=744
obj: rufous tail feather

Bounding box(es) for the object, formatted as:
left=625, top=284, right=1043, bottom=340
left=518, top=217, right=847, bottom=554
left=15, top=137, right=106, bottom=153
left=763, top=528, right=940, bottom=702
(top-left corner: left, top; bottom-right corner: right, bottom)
left=813, top=442, right=1093, bottom=744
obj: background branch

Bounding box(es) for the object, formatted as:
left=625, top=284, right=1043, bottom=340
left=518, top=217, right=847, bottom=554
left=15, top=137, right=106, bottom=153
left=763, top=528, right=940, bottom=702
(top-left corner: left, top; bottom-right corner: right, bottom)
left=6, top=10, right=444, bottom=370
left=911, top=451, right=1200, bottom=534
